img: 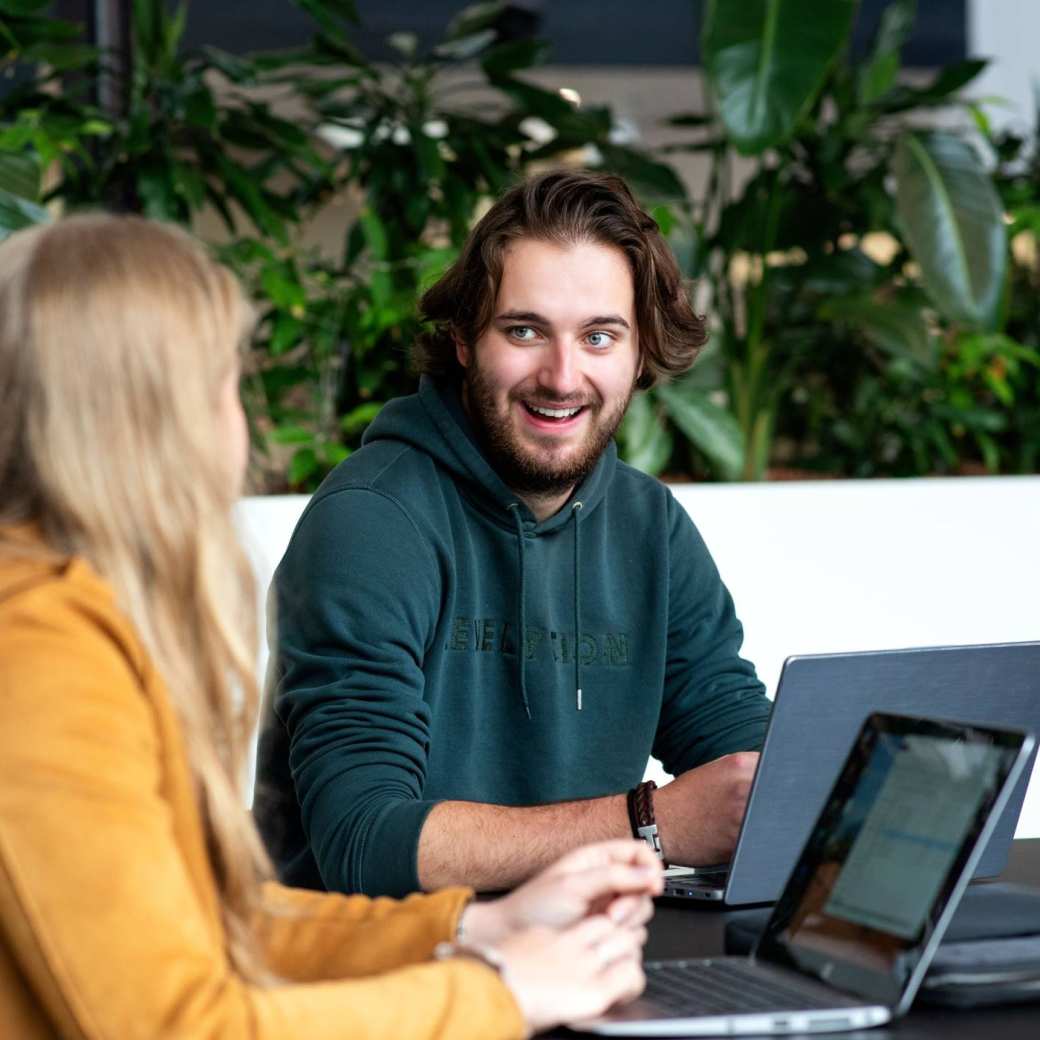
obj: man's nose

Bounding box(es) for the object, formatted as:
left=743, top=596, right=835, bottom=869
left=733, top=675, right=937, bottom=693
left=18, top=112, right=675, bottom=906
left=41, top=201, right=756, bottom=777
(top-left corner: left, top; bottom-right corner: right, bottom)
left=538, top=340, right=581, bottom=397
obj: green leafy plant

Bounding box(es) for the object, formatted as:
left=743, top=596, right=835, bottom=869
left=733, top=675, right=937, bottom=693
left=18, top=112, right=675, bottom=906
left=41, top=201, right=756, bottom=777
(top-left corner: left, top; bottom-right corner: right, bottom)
left=0, top=0, right=334, bottom=236
left=648, top=0, right=1032, bottom=480
left=66, top=0, right=330, bottom=235
left=5, top=0, right=1036, bottom=486
left=0, top=137, right=48, bottom=239
left=239, top=0, right=691, bottom=490
left=2, top=0, right=689, bottom=491
left=0, top=0, right=99, bottom=238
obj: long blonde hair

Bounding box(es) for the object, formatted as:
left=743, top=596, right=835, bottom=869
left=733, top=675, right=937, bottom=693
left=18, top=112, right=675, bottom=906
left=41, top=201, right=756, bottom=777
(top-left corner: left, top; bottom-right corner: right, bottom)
left=0, top=214, right=274, bottom=981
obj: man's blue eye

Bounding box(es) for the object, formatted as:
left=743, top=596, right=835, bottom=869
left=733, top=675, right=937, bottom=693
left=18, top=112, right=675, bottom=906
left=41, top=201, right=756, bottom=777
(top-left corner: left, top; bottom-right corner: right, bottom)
left=510, top=326, right=535, bottom=340
left=587, top=331, right=611, bottom=348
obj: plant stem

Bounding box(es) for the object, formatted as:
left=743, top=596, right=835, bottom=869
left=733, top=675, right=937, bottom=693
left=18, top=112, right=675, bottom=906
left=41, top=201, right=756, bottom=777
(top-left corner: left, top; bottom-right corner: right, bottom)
left=741, top=166, right=783, bottom=480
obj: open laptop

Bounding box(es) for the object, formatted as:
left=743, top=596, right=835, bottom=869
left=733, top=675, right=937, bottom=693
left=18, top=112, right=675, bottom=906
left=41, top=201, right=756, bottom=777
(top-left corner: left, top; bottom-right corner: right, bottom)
left=580, top=712, right=1034, bottom=1036
left=664, top=642, right=1040, bottom=905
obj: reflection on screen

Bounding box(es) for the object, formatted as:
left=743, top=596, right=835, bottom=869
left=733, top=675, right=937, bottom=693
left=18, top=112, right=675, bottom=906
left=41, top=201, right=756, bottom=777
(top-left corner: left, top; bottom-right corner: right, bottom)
left=764, top=725, right=1017, bottom=1004
left=823, top=737, right=993, bottom=938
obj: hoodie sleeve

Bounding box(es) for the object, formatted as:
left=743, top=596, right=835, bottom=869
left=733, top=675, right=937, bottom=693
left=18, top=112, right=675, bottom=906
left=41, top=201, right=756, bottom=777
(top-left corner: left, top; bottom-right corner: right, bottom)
left=270, top=487, right=445, bottom=897
left=651, top=496, right=772, bottom=777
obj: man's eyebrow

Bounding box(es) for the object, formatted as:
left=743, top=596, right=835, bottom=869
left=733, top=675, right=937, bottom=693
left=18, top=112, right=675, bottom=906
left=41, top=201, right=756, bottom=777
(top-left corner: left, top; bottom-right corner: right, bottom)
left=494, top=310, right=550, bottom=324
left=582, top=314, right=630, bottom=329
left=494, top=310, right=631, bottom=330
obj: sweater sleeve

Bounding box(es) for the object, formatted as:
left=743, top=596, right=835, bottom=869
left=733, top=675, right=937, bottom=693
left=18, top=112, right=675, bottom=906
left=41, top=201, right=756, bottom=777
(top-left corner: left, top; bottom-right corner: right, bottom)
left=253, top=881, right=471, bottom=980
left=651, top=496, right=772, bottom=777
left=0, top=580, right=523, bottom=1040
left=269, top=487, right=445, bottom=897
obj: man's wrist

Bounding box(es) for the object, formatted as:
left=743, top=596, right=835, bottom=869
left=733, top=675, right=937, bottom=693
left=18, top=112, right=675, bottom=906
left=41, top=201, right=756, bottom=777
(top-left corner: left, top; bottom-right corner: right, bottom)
left=627, top=780, right=666, bottom=864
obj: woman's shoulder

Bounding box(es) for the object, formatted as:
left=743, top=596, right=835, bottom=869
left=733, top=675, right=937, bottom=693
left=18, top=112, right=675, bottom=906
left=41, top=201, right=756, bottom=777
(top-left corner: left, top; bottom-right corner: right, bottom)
left=0, top=532, right=148, bottom=685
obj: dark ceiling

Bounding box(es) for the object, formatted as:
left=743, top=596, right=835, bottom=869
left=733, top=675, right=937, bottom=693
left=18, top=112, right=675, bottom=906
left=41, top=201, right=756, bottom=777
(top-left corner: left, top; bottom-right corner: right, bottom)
left=57, top=1, right=967, bottom=67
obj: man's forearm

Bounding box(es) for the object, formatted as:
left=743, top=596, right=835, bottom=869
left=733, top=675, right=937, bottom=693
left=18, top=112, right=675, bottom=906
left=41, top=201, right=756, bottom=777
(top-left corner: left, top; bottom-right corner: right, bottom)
left=417, top=794, right=631, bottom=891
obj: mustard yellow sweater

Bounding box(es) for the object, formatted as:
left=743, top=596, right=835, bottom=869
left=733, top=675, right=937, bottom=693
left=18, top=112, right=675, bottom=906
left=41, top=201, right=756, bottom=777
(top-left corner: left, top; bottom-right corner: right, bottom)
left=0, top=540, right=525, bottom=1039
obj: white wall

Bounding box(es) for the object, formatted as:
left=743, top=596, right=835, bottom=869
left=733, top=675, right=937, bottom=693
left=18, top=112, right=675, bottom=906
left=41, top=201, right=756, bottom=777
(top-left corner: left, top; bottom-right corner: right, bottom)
left=669, top=477, right=1040, bottom=694
left=237, top=476, right=1040, bottom=837
left=968, top=0, right=1039, bottom=143
left=661, top=477, right=1040, bottom=839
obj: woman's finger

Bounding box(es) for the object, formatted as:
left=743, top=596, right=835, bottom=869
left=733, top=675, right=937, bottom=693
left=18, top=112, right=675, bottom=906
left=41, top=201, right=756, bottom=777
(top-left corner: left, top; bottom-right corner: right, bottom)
left=607, top=893, right=654, bottom=927
left=553, top=838, right=663, bottom=875
left=601, top=955, right=647, bottom=1005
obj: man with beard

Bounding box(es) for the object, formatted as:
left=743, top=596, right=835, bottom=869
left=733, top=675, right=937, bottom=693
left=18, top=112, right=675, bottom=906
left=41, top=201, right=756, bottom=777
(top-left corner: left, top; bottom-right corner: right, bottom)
left=254, top=170, right=771, bottom=898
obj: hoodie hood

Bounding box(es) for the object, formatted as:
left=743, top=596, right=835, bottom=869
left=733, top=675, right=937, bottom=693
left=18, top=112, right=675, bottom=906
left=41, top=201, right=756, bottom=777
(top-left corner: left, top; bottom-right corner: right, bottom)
left=362, top=375, right=616, bottom=534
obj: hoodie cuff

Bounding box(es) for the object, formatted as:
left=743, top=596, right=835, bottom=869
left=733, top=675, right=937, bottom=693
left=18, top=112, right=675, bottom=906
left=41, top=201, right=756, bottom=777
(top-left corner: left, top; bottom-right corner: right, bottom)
left=361, top=798, right=441, bottom=897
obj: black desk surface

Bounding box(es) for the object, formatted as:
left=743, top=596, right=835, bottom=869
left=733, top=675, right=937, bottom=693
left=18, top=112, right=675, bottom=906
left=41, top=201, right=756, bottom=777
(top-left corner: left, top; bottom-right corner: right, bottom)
left=566, top=839, right=1040, bottom=1038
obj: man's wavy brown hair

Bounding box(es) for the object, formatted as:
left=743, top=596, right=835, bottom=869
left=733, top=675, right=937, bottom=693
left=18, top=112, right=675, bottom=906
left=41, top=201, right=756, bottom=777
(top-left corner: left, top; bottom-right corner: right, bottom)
left=414, top=169, right=707, bottom=390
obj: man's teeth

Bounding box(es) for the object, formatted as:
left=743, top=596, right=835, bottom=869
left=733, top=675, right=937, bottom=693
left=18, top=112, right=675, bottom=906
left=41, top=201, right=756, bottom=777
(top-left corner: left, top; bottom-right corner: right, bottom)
left=529, top=404, right=581, bottom=419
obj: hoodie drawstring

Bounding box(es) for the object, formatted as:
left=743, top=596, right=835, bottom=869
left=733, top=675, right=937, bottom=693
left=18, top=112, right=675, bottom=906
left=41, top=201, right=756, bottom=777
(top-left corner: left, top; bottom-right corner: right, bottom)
left=507, top=503, right=532, bottom=719
left=572, top=501, right=583, bottom=711
left=508, top=499, right=584, bottom=719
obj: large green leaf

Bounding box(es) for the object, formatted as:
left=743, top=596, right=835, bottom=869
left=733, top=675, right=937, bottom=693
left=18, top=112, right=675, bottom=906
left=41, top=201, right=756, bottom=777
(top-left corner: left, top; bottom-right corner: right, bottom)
left=132, top=0, right=167, bottom=68
left=291, top=0, right=367, bottom=67
left=656, top=383, right=745, bottom=481
left=618, top=392, right=673, bottom=475
left=0, top=151, right=40, bottom=200
left=858, top=0, right=915, bottom=105
left=215, top=154, right=288, bottom=242
left=0, top=189, right=48, bottom=240
left=358, top=207, right=388, bottom=261
left=880, top=59, right=988, bottom=113
left=137, top=165, right=182, bottom=221
left=480, top=38, right=550, bottom=77
left=433, top=29, right=497, bottom=61
left=892, top=132, right=1007, bottom=330
left=445, top=1, right=504, bottom=41
left=288, top=446, right=320, bottom=487
left=702, top=0, right=857, bottom=154
left=819, top=291, right=937, bottom=368
left=1009, top=203, right=1040, bottom=238
left=0, top=151, right=47, bottom=239
left=201, top=46, right=257, bottom=85
left=22, top=41, right=98, bottom=69
left=492, top=76, right=599, bottom=128
left=597, top=144, right=688, bottom=202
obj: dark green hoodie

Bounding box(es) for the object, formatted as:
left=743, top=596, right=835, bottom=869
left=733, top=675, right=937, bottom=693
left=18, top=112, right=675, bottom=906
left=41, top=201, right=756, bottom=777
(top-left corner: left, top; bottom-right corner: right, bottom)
left=254, top=376, right=770, bottom=897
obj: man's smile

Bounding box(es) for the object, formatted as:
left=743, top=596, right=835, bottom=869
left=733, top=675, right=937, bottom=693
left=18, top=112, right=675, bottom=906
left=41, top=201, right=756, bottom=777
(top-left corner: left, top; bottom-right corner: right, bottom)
left=519, top=399, right=590, bottom=432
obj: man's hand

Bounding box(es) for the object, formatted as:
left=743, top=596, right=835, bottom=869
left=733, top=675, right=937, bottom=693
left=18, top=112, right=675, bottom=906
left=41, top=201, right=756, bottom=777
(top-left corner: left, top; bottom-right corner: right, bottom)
left=654, top=751, right=760, bottom=866
left=461, top=839, right=662, bottom=946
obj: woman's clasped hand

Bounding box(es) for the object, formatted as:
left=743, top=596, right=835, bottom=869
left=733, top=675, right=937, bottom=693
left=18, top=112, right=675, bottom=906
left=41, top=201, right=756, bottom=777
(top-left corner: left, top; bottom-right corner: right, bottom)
left=461, top=840, right=662, bottom=1032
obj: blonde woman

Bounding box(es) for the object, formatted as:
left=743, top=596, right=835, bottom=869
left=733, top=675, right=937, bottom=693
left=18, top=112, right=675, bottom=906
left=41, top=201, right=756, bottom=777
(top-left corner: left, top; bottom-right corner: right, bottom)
left=0, top=215, right=661, bottom=1039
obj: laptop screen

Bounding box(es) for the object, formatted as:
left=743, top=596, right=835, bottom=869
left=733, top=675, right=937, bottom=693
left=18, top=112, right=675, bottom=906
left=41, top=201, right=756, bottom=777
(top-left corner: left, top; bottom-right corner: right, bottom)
left=756, top=713, right=1027, bottom=1007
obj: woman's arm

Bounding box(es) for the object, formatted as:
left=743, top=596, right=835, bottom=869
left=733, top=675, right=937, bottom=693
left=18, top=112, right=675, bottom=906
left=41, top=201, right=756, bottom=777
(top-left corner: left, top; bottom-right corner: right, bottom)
left=0, top=577, right=524, bottom=1040
left=253, top=881, right=470, bottom=980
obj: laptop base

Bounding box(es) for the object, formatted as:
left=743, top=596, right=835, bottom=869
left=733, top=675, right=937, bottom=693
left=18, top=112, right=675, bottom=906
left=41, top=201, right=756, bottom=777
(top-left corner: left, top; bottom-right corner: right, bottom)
left=582, top=958, right=890, bottom=1036
left=661, top=865, right=729, bottom=902
left=660, top=880, right=725, bottom=902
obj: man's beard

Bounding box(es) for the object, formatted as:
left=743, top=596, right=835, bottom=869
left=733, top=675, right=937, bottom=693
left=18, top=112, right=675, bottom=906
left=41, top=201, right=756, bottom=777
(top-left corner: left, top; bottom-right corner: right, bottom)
left=463, top=364, right=634, bottom=498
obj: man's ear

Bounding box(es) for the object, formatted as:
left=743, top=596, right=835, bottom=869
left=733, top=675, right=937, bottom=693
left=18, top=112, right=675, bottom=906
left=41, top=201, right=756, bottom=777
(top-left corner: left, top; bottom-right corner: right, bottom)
left=454, top=333, right=471, bottom=369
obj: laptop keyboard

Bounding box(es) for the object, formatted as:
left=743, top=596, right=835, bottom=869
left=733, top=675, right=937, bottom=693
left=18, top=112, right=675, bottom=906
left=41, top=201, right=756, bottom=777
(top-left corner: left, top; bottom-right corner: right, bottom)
left=643, top=958, right=849, bottom=1016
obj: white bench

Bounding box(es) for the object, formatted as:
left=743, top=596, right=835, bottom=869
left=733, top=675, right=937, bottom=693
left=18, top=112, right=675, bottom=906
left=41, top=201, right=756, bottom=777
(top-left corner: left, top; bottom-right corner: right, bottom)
left=237, top=475, right=1040, bottom=837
